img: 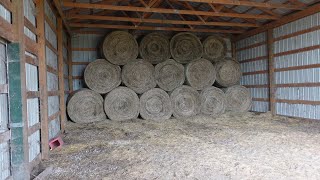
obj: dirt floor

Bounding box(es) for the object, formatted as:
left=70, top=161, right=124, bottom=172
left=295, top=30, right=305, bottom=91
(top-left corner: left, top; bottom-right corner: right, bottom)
left=42, top=112, right=320, bottom=180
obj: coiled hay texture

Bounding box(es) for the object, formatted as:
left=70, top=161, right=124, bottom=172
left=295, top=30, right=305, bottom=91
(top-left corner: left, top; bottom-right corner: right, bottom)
left=84, top=59, right=121, bottom=94
left=122, top=59, right=156, bottom=94
left=170, top=85, right=201, bottom=119
left=139, top=33, right=171, bottom=64
left=215, top=58, right=241, bottom=88
left=102, top=31, right=138, bottom=65
left=203, top=35, right=227, bottom=62
left=104, top=86, right=139, bottom=121
left=170, top=32, right=203, bottom=64
left=224, top=85, right=252, bottom=112
left=67, top=89, right=106, bottom=123
left=186, top=58, right=216, bottom=90
left=155, top=59, right=185, bottom=92
left=140, top=88, right=173, bottom=121
left=200, top=86, right=226, bottom=117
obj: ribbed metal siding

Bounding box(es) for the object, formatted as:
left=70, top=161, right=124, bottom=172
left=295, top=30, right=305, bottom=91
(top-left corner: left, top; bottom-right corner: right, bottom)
left=28, top=130, right=40, bottom=162
left=47, top=72, right=59, bottom=91
left=0, top=142, right=10, bottom=180
left=236, top=32, right=269, bottom=112
left=274, top=13, right=320, bottom=120
left=72, top=34, right=104, bottom=49
left=45, top=21, right=57, bottom=49
left=44, top=0, right=57, bottom=28
left=73, top=79, right=85, bottom=91
left=48, top=96, right=60, bottom=117
left=72, top=65, right=86, bottom=76
left=25, top=63, right=38, bottom=91
left=0, top=4, right=11, bottom=23
left=27, top=98, right=39, bottom=127
left=46, top=46, right=58, bottom=69
left=49, top=117, right=60, bottom=140
left=23, top=0, right=36, bottom=42
left=72, top=51, right=98, bottom=62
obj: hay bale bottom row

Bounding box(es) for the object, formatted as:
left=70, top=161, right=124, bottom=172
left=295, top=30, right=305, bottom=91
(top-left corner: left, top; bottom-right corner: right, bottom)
left=67, top=86, right=252, bottom=122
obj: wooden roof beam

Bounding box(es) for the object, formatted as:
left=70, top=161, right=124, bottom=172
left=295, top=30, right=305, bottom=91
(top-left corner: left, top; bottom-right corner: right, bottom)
left=69, top=23, right=245, bottom=33
left=176, top=0, right=304, bottom=10
left=61, top=1, right=279, bottom=20
left=67, top=14, right=260, bottom=27
left=166, top=0, right=194, bottom=29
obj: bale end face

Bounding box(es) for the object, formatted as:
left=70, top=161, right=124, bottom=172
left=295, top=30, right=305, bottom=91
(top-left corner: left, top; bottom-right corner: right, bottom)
left=224, top=85, right=252, bottom=112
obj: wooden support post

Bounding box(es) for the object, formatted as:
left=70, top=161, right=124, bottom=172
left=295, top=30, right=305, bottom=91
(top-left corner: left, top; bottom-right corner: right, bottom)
left=57, top=18, right=67, bottom=132
left=37, top=0, right=50, bottom=159
left=9, top=0, right=30, bottom=178
left=267, top=30, right=276, bottom=116
left=68, top=36, right=73, bottom=92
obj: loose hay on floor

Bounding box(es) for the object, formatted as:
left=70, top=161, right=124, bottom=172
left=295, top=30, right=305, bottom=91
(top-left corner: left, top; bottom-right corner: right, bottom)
left=43, top=112, right=320, bottom=180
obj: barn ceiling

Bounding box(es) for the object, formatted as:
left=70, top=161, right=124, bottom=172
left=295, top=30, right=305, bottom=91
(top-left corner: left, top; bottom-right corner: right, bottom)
left=55, top=0, right=318, bottom=36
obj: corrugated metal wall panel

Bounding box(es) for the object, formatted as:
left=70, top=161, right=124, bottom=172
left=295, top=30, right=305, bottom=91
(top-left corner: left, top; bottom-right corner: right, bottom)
left=63, top=46, right=68, bottom=60
left=236, top=32, right=270, bottom=113
left=273, top=12, right=320, bottom=38
left=25, top=63, right=38, bottom=91
left=0, top=95, right=8, bottom=132
left=45, top=21, right=57, bottom=49
left=64, top=62, right=68, bottom=76
left=49, top=118, right=61, bottom=140
left=73, top=79, right=85, bottom=91
left=24, top=27, right=36, bottom=41
left=46, top=46, right=58, bottom=69
left=48, top=96, right=60, bottom=116
left=0, top=4, right=11, bottom=23
left=274, top=12, right=320, bottom=120
left=0, top=142, right=10, bottom=180
left=28, top=131, right=40, bottom=162
left=64, top=79, right=69, bottom=91
left=72, top=34, right=104, bottom=48
left=72, top=51, right=98, bottom=62
left=44, top=0, right=57, bottom=28
left=47, top=72, right=59, bottom=91
left=72, top=65, right=86, bottom=76
left=27, top=98, right=39, bottom=127
left=23, top=0, right=36, bottom=26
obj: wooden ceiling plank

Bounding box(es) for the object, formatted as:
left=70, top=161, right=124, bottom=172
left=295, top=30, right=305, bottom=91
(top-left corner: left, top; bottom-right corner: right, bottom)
left=61, top=1, right=279, bottom=20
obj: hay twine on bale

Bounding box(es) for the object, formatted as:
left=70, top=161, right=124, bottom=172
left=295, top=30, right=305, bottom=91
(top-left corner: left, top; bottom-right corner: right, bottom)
left=102, top=31, right=138, bottom=65
left=170, top=32, right=203, bottom=64
left=186, top=58, right=216, bottom=90
left=67, top=88, right=106, bottom=123
left=84, top=59, right=121, bottom=94
left=139, top=33, right=171, bottom=64
left=200, top=86, right=226, bottom=117
left=215, top=58, right=242, bottom=88
left=155, top=59, right=185, bottom=92
left=203, top=35, right=227, bottom=62
left=140, top=88, right=173, bottom=121
left=104, top=86, right=139, bottom=121
left=170, top=85, right=201, bottom=119
left=122, top=59, right=156, bottom=94
left=224, top=85, right=252, bottom=112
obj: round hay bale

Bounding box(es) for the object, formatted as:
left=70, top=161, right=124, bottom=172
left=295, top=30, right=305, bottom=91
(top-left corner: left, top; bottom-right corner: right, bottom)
left=170, top=85, right=201, bottom=118
left=186, top=58, right=216, bottom=90
left=67, top=89, right=106, bottom=123
left=155, top=59, right=185, bottom=92
left=224, top=85, right=252, bottom=112
left=122, top=59, right=156, bottom=94
left=215, top=58, right=241, bottom=87
left=84, top=59, right=121, bottom=94
left=104, top=86, right=139, bottom=121
left=102, top=31, right=138, bottom=65
left=203, top=35, right=227, bottom=62
left=139, top=33, right=171, bottom=64
left=200, top=86, right=226, bottom=117
left=170, top=32, right=203, bottom=64
left=140, top=88, right=173, bottom=120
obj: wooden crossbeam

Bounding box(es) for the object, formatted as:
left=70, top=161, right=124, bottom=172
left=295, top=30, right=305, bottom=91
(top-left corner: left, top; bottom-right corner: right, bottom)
left=67, top=14, right=260, bottom=27
left=69, top=23, right=245, bottom=33
left=176, top=0, right=304, bottom=10
left=61, top=2, right=279, bottom=20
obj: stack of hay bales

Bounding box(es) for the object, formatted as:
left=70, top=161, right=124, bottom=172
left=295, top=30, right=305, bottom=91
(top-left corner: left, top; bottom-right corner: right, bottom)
left=67, top=31, right=252, bottom=123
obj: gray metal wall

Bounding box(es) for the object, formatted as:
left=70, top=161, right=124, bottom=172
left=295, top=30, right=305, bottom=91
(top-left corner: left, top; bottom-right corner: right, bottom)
left=45, top=0, right=61, bottom=140
left=273, top=12, right=320, bottom=120
left=236, top=32, right=270, bottom=112
left=0, top=39, right=10, bottom=180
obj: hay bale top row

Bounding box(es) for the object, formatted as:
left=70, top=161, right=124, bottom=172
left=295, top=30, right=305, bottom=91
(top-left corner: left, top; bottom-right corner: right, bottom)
left=102, top=31, right=227, bottom=66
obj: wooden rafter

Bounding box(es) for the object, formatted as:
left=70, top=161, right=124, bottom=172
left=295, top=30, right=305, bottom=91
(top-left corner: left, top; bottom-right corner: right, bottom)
left=176, top=0, right=304, bottom=10
left=67, top=14, right=260, bottom=27
left=61, top=2, right=279, bottom=20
